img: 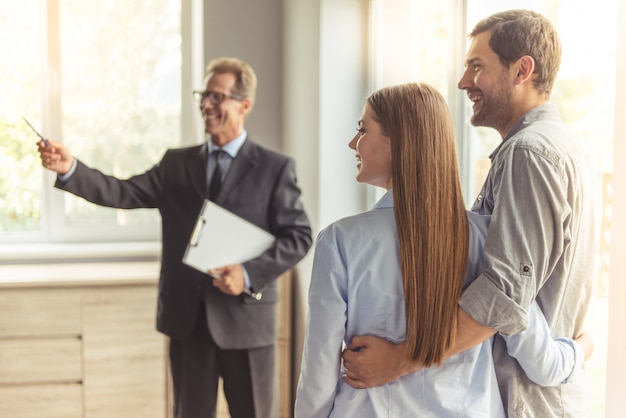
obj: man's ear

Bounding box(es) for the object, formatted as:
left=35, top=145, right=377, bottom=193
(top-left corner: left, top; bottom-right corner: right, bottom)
left=514, top=55, right=535, bottom=85
left=241, top=97, right=253, bottom=114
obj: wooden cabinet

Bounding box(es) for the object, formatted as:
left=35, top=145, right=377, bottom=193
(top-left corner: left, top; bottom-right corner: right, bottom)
left=0, top=263, right=168, bottom=418
left=0, top=262, right=293, bottom=418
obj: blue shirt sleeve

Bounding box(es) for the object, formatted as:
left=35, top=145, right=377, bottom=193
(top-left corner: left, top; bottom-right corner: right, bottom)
left=242, top=266, right=251, bottom=289
left=295, top=226, right=347, bottom=418
left=501, top=302, right=584, bottom=386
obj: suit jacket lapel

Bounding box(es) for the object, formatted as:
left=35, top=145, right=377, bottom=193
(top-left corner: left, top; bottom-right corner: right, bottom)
left=187, top=142, right=210, bottom=199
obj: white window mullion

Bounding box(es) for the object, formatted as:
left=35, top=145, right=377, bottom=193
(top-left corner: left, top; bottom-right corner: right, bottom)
left=181, top=0, right=204, bottom=146
left=42, top=0, right=65, bottom=242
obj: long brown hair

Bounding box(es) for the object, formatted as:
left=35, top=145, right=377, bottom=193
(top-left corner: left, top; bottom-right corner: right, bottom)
left=367, top=83, right=469, bottom=367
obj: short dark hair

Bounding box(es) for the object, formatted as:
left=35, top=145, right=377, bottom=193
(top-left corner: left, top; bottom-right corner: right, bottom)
left=470, top=9, right=562, bottom=96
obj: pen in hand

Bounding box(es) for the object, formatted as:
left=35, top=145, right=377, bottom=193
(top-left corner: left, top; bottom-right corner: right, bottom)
left=22, top=117, right=50, bottom=147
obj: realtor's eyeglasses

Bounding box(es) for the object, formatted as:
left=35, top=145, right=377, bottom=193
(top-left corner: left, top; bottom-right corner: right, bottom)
left=192, top=90, right=246, bottom=105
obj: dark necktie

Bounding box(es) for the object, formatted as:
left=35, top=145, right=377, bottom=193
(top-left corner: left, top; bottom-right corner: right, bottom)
left=208, top=150, right=224, bottom=201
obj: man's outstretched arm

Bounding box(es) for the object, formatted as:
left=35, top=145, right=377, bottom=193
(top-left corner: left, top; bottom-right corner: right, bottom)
left=341, top=307, right=496, bottom=388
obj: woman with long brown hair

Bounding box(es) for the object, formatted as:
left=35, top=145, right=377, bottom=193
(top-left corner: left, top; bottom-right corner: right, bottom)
left=295, top=82, right=587, bottom=417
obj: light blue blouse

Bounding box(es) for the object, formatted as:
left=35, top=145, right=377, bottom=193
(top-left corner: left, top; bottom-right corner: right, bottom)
left=295, top=190, right=582, bottom=418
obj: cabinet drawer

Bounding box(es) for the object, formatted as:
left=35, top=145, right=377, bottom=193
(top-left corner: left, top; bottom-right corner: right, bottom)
left=0, top=338, right=82, bottom=384
left=0, top=289, right=81, bottom=337
left=0, top=384, right=82, bottom=418
left=81, top=286, right=166, bottom=418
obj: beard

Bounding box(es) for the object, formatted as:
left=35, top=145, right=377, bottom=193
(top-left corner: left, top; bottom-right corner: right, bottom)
left=471, top=92, right=511, bottom=130
left=470, top=77, right=513, bottom=134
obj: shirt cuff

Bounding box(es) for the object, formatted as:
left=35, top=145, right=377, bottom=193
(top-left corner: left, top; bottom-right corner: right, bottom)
left=57, top=159, right=78, bottom=182
left=559, top=338, right=585, bottom=384
left=242, top=265, right=251, bottom=290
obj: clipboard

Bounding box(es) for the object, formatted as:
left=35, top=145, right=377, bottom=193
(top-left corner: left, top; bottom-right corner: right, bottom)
left=183, top=200, right=275, bottom=272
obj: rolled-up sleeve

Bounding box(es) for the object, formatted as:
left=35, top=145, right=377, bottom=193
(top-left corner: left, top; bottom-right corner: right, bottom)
left=460, top=274, right=529, bottom=334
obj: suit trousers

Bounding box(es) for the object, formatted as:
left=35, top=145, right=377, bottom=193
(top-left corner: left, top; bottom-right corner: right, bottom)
left=169, top=306, right=277, bottom=418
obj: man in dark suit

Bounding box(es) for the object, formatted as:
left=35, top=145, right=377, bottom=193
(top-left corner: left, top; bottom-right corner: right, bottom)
left=37, top=57, right=313, bottom=418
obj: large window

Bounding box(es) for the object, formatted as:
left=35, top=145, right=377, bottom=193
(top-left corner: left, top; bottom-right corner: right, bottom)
left=0, top=0, right=199, bottom=250
left=370, top=0, right=620, bottom=416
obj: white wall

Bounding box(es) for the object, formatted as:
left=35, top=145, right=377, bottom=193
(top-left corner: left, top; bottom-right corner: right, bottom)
left=283, top=0, right=370, bottom=396
left=203, top=0, right=285, bottom=152
left=282, top=0, right=322, bottom=399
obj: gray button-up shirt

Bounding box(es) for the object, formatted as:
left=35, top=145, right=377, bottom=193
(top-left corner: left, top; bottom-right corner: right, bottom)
left=459, top=103, right=599, bottom=417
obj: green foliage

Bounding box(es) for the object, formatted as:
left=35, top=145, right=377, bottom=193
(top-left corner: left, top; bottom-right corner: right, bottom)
left=0, top=118, right=42, bottom=231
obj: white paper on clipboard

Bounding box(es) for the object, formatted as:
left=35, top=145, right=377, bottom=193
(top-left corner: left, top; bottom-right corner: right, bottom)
left=183, top=200, right=275, bottom=272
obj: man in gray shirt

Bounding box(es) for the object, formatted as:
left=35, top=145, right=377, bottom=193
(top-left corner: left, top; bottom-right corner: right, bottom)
left=341, top=10, right=598, bottom=417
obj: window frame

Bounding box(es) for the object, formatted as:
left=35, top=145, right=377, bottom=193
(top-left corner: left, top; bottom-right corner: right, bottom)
left=0, top=0, right=204, bottom=261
